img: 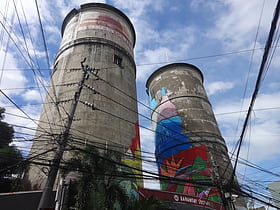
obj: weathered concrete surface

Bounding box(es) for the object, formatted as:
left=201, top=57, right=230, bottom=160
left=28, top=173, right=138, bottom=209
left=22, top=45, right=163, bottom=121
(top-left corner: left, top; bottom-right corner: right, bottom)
left=146, top=63, right=246, bottom=208
left=26, top=3, right=138, bottom=190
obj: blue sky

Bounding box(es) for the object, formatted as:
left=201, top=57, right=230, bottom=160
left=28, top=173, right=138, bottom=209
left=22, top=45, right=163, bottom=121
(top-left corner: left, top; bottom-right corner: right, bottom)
left=0, top=0, right=279, bottom=207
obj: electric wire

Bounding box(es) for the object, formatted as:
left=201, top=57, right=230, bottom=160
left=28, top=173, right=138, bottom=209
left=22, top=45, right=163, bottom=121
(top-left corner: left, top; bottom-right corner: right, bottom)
left=33, top=0, right=67, bottom=133
left=11, top=0, right=56, bottom=135
left=34, top=0, right=51, bottom=75
left=1, top=5, right=274, bottom=173
left=4, top=79, right=277, bottom=181
left=0, top=9, right=65, bottom=135
left=1, top=0, right=278, bottom=206
left=70, top=133, right=280, bottom=182
left=239, top=176, right=280, bottom=204
left=12, top=0, right=34, bottom=70
left=222, top=0, right=266, bottom=182
left=2, top=119, right=278, bottom=208
left=0, top=11, right=35, bottom=68
left=0, top=89, right=50, bottom=134
left=69, top=135, right=209, bottom=172
left=0, top=0, right=9, bottom=48
left=262, top=19, right=280, bottom=83
left=230, top=0, right=265, bottom=170
left=0, top=147, right=55, bottom=174
left=94, top=71, right=230, bottom=154
left=1, top=46, right=280, bottom=72
left=67, top=145, right=217, bottom=188
left=10, top=118, right=272, bottom=185
left=3, top=72, right=278, bottom=189
left=10, top=138, right=275, bottom=208
left=1, top=110, right=225, bottom=185
left=3, top=133, right=278, bottom=201
left=230, top=0, right=280, bottom=187
left=0, top=3, right=15, bottom=86
left=236, top=188, right=279, bottom=209
left=241, top=118, right=252, bottom=182
left=19, top=0, right=40, bottom=69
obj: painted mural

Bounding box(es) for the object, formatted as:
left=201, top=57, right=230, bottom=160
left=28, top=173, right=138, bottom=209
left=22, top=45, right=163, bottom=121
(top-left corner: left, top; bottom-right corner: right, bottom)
left=151, top=88, right=191, bottom=167
left=149, top=88, right=222, bottom=203
left=121, top=121, right=143, bottom=199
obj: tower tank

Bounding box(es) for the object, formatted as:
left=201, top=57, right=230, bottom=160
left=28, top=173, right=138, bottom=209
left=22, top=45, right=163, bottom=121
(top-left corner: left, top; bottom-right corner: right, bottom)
left=26, top=3, right=140, bottom=190
left=146, top=63, right=242, bottom=207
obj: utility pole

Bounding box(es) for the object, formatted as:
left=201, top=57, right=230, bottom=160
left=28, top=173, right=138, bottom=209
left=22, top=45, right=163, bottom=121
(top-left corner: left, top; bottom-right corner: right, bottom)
left=208, top=151, right=231, bottom=210
left=38, top=58, right=89, bottom=210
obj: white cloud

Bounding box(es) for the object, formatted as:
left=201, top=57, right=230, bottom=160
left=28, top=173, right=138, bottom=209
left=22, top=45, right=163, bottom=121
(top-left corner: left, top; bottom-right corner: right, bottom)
left=215, top=92, right=280, bottom=127
left=207, top=0, right=277, bottom=50
left=22, top=89, right=42, bottom=102
left=268, top=82, right=280, bottom=90
left=109, top=0, right=195, bottom=82
left=0, top=50, right=27, bottom=95
left=206, top=81, right=234, bottom=96
left=214, top=92, right=280, bottom=163
left=135, top=26, right=195, bottom=81
left=246, top=119, right=280, bottom=161
left=0, top=102, right=40, bottom=134
left=136, top=47, right=171, bottom=81
left=139, top=125, right=160, bottom=189
left=112, top=0, right=166, bottom=17
left=140, top=124, right=155, bottom=154
left=269, top=53, right=280, bottom=69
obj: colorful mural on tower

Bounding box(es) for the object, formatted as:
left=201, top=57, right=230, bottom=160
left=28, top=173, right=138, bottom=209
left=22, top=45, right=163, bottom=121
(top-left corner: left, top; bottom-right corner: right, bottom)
left=149, top=88, right=222, bottom=203
left=121, top=121, right=143, bottom=199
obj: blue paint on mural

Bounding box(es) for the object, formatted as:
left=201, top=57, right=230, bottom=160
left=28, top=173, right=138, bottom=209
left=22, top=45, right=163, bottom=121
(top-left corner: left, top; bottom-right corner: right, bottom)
left=149, top=87, right=191, bottom=170
left=149, top=87, right=222, bottom=203
left=149, top=88, right=168, bottom=110
left=149, top=93, right=159, bottom=110
left=161, top=87, right=167, bottom=97
left=155, top=116, right=191, bottom=167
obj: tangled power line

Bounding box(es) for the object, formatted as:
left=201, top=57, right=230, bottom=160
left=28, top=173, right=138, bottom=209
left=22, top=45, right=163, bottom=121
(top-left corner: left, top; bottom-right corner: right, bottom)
left=0, top=0, right=280, bottom=208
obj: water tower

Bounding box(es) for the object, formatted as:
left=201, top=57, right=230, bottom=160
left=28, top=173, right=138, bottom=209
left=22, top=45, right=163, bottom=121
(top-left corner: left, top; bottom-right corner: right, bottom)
left=146, top=63, right=245, bottom=208
left=26, top=3, right=141, bottom=190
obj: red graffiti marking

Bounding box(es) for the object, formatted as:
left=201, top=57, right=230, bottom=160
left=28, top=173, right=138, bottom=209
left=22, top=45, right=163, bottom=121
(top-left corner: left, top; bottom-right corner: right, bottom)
left=129, top=121, right=140, bottom=156
left=79, top=15, right=132, bottom=47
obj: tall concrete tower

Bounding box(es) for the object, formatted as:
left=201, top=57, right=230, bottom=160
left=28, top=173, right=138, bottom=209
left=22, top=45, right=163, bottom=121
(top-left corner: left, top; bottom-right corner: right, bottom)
left=26, top=3, right=141, bottom=190
left=146, top=63, right=245, bottom=209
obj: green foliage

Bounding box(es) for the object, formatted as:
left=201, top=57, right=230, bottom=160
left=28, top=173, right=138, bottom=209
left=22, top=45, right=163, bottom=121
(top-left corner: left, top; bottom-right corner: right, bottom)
left=0, top=146, right=22, bottom=170
left=0, top=107, right=14, bottom=148
left=0, top=107, right=24, bottom=192
left=64, top=146, right=129, bottom=210
left=64, top=146, right=169, bottom=209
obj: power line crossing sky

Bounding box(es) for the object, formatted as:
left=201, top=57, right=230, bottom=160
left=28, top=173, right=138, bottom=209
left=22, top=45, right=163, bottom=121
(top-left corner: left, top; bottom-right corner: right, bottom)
left=0, top=0, right=280, bottom=208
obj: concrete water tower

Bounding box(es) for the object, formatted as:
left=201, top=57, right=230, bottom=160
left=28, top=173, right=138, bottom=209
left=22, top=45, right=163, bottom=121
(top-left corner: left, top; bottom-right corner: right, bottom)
left=26, top=3, right=140, bottom=190
left=146, top=63, right=245, bottom=209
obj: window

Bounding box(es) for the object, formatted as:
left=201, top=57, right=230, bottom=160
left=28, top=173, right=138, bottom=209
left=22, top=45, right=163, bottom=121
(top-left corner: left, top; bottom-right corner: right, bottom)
left=114, top=54, right=122, bottom=67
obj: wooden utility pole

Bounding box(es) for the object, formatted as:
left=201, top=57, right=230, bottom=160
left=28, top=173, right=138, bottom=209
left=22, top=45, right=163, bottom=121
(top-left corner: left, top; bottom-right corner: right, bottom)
left=38, top=58, right=89, bottom=210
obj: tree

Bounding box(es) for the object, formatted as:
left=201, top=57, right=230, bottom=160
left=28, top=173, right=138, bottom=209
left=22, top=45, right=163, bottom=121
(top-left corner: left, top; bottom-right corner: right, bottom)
left=63, top=146, right=129, bottom=210
left=64, top=146, right=169, bottom=210
left=0, top=107, right=14, bottom=148
left=0, top=107, right=23, bottom=192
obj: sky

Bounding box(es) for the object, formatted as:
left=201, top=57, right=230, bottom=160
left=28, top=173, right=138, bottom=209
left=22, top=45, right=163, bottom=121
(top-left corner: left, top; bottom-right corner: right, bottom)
left=0, top=0, right=279, bottom=208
